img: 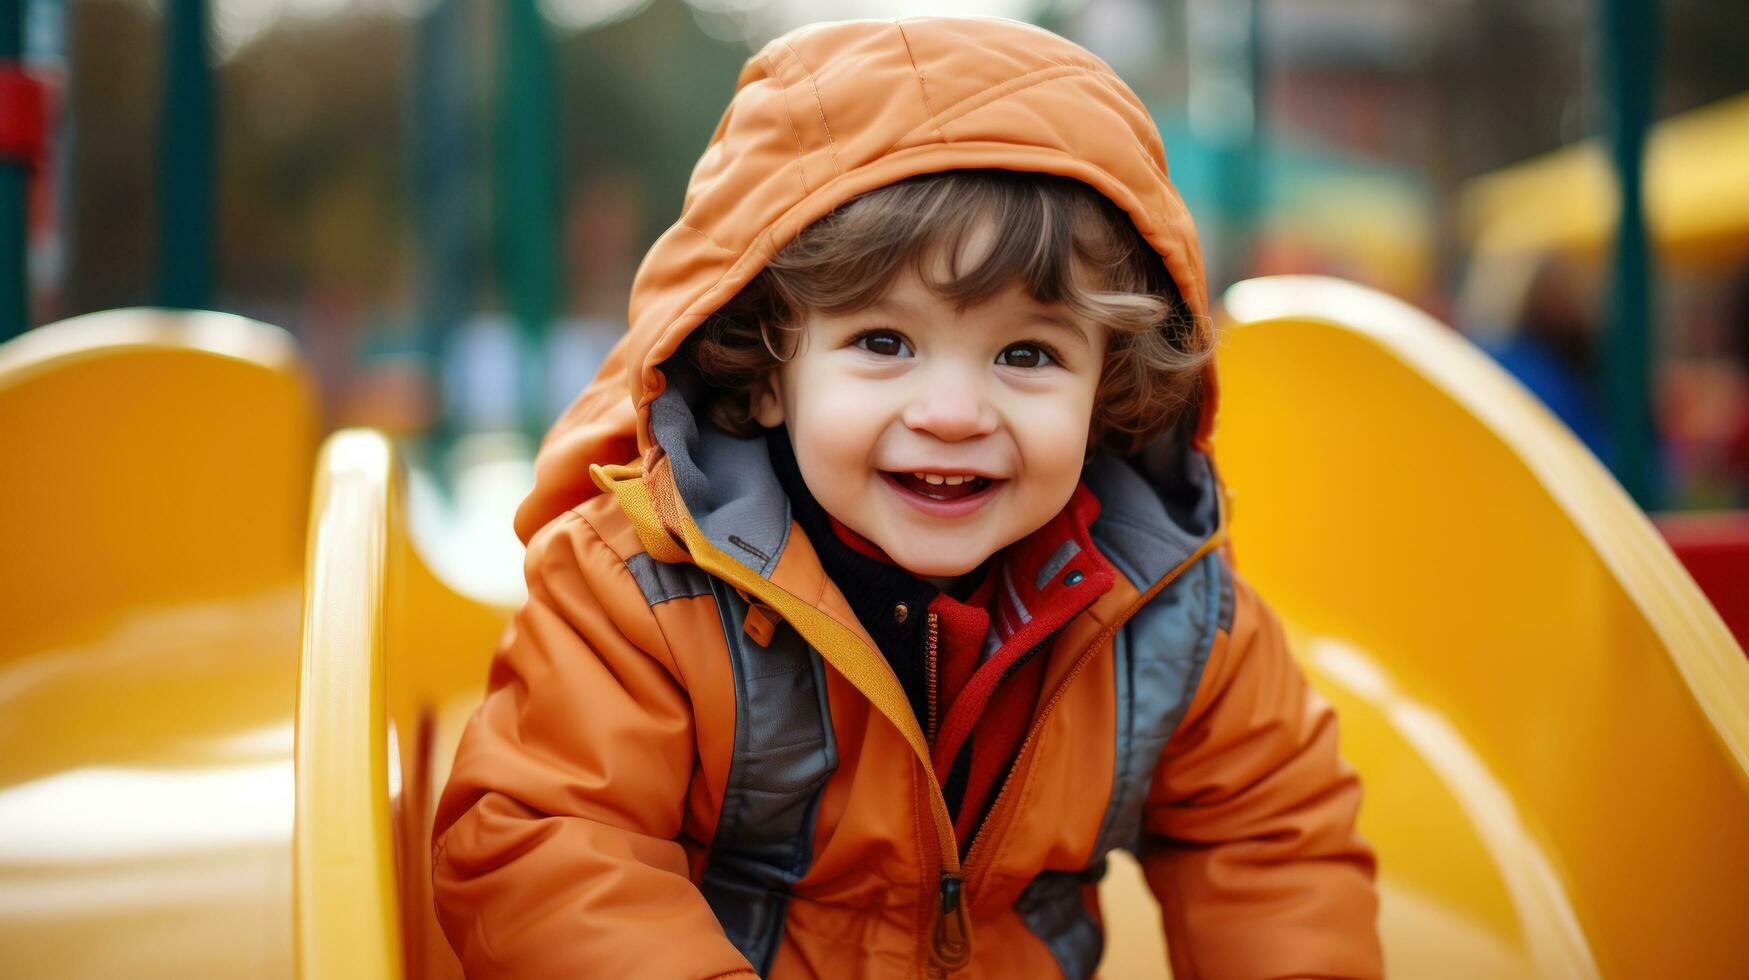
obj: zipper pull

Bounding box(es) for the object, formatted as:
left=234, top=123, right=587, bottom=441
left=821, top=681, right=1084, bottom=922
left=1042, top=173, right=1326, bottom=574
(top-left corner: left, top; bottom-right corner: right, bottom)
left=930, top=872, right=973, bottom=971
left=734, top=589, right=777, bottom=648
left=742, top=601, right=776, bottom=647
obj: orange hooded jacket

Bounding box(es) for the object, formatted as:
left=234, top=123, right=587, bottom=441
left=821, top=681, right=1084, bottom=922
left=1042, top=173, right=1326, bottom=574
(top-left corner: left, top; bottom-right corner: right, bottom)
left=432, top=16, right=1381, bottom=979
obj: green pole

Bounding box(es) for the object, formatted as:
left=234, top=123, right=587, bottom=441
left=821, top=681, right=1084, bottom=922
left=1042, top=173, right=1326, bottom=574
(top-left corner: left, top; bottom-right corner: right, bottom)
left=158, top=0, right=212, bottom=310
left=1, top=0, right=25, bottom=339
left=415, top=0, right=478, bottom=448
left=494, top=0, right=560, bottom=435
left=1598, top=0, right=1660, bottom=509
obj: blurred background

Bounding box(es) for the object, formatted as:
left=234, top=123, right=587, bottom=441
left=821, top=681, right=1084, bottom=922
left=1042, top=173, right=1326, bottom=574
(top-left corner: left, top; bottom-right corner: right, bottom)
left=3, top=0, right=1748, bottom=609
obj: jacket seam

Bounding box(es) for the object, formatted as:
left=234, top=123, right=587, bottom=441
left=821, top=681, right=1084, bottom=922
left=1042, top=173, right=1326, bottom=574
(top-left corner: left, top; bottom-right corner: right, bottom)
left=678, top=221, right=737, bottom=255
left=908, top=757, right=934, bottom=973
left=526, top=506, right=589, bottom=552
left=893, top=16, right=1117, bottom=84
left=879, top=62, right=1177, bottom=242
left=1133, top=555, right=1224, bottom=844
left=1080, top=69, right=1170, bottom=181
left=568, top=506, right=694, bottom=692
left=886, top=63, right=1092, bottom=150
left=761, top=52, right=812, bottom=196
left=1170, top=556, right=1235, bottom=744
left=893, top=23, right=945, bottom=144
left=781, top=40, right=842, bottom=177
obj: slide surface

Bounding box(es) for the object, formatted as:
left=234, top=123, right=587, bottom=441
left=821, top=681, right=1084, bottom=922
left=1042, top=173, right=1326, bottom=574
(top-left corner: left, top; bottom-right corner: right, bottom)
left=0, top=310, right=317, bottom=979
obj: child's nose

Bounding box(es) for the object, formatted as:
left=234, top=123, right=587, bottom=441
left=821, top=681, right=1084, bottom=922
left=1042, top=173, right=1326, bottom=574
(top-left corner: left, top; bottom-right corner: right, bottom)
left=900, top=379, right=998, bottom=442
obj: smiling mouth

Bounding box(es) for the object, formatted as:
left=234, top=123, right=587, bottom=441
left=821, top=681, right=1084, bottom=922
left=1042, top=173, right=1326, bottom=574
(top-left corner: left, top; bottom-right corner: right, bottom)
left=884, top=472, right=999, bottom=501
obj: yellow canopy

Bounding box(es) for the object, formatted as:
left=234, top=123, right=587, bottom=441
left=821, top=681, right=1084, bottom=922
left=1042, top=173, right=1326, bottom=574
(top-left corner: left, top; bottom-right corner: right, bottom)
left=1461, top=90, right=1749, bottom=268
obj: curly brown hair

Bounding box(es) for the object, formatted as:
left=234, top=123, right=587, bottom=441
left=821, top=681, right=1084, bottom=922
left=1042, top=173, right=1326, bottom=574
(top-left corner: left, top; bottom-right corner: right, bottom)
left=683, top=169, right=1211, bottom=457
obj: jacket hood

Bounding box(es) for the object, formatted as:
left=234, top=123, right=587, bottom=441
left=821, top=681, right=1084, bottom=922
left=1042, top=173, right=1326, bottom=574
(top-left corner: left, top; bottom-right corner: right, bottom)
left=515, top=15, right=1221, bottom=547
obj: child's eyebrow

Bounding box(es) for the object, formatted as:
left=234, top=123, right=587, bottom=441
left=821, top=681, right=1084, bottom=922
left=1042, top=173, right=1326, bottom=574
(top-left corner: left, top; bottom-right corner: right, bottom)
left=863, top=293, right=1091, bottom=349
left=1018, top=309, right=1092, bottom=349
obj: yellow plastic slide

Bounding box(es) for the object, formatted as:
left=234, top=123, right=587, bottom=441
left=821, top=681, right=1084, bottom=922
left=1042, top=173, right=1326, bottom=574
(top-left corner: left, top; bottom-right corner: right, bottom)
left=2, top=277, right=1746, bottom=978
left=0, top=309, right=317, bottom=977
left=1193, top=276, right=1748, bottom=978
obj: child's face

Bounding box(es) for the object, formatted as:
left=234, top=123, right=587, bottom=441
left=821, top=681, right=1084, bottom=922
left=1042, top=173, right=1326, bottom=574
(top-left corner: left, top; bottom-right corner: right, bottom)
left=752, top=234, right=1108, bottom=582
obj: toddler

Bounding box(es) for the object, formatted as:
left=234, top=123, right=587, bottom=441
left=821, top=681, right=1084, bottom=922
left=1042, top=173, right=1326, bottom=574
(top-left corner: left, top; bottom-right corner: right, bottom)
left=434, top=16, right=1381, bottom=979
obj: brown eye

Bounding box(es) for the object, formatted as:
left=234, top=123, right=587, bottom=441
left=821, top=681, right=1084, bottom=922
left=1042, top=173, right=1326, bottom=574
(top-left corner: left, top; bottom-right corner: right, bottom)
left=855, top=331, right=912, bottom=357
left=997, top=343, right=1053, bottom=369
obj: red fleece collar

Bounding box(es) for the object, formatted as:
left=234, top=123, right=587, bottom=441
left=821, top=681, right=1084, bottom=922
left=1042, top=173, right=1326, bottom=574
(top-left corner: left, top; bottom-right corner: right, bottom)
left=826, top=483, right=1118, bottom=840
left=925, top=483, right=1115, bottom=782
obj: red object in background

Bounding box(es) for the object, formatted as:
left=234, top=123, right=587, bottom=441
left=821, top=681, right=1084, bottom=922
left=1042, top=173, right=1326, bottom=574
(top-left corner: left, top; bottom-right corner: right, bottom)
left=0, top=67, right=46, bottom=166
left=1657, top=511, right=1749, bottom=655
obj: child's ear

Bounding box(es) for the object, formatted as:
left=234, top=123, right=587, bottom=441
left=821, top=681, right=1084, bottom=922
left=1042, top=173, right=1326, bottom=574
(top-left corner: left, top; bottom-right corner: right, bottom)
left=750, top=372, right=785, bottom=427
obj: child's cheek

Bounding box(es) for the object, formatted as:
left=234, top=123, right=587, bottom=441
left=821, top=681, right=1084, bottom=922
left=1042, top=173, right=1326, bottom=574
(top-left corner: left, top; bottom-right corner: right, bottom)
left=1012, top=388, right=1095, bottom=473
left=787, top=371, right=890, bottom=502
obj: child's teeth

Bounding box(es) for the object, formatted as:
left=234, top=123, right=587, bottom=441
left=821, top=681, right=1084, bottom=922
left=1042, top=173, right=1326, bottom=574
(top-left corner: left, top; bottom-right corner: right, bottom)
left=924, top=473, right=945, bottom=485
left=943, top=475, right=964, bottom=485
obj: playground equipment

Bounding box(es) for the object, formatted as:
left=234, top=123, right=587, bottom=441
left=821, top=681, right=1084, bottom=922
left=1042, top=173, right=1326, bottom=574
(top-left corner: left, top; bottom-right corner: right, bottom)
left=296, top=428, right=508, bottom=979
left=1461, top=91, right=1749, bottom=269
left=1215, top=276, right=1748, bottom=978
left=1, top=277, right=1746, bottom=978
left=0, top=308, right=316, bottom=977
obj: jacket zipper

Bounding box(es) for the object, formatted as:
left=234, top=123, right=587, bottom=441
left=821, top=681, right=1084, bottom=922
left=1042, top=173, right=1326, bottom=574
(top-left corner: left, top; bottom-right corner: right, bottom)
left=927, top=529, right=1226, bottom=972
left=926, top=613, right=1096, bottom=971
left=925, top=611, right=940, bottom=745
left=922, top=611, right=968, bottom=978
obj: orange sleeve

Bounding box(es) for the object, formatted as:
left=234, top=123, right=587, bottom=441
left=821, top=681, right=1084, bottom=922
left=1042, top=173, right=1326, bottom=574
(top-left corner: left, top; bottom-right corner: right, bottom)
left=1140, top=568, right=1383, bottom=979
left=431, top=512, right=756, bottom=979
